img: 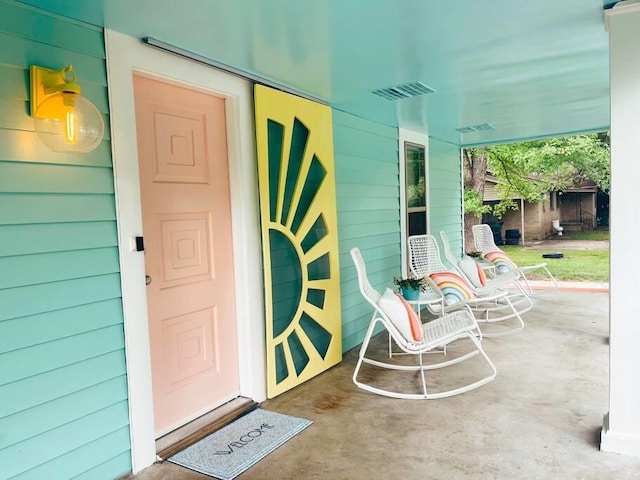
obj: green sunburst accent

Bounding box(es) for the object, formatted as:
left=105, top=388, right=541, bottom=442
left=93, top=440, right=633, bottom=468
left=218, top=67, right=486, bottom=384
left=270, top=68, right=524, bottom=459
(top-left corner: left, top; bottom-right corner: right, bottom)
left=282, top=119, right=309, bottom=224
left=306, top=288, right=326, bottom=309
left=301, top=214, right=327, bottom=253
left=307, top=253, right=330, bottom=281
left=299, top=312, right=332, bottom=359
left=291, top=156, right=326, bottom=234
left=267, top=115, right=335, bottom=386
left=287, top=330, right=310, bottom=376
left=269, top=229, right=302, bottom=337
left=267, top=120, right=284, bottom=222
left=274, top=342, right=287, bottom=384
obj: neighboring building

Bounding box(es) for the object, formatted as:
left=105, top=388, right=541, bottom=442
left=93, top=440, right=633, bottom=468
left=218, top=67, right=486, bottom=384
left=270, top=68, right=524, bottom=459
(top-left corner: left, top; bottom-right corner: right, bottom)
left=560, top=179, right=605, bottom=229
left=482, top=176, right=606, bottom=243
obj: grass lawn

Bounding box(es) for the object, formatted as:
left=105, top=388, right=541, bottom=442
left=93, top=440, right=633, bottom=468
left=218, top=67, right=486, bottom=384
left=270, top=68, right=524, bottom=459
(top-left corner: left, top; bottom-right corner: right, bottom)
left=501, top=246, right=609, bottom=282
left=564, top=229, right=610, bottom=241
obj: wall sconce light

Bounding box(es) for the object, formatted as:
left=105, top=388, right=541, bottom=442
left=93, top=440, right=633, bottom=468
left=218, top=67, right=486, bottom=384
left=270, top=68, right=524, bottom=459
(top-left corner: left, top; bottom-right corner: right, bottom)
left=30, top=65, right=105, bottom=153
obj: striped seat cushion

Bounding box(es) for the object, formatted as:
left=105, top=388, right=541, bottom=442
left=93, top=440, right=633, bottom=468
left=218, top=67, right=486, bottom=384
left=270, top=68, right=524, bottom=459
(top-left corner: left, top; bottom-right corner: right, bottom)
left=429, top=272, right=475, bottom=305
left=377, top=288, right=423, bottom=342
left=483, top=250, right=518, bottom=274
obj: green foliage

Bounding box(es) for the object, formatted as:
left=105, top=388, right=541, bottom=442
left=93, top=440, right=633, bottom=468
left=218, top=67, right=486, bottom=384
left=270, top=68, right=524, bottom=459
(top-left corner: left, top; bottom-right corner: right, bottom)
left=464, top=133, right=610, bottom=217
left=567, top=230, right=610, bottom=241
left=491, top=199, right=518, bottom=218
left=393, top=275, right=429, bottom=292
left=407, top=177, right=426, bottom=208
left=463, top=189, right=490, bottom=216
left=491, top=134, right=610, bottom=193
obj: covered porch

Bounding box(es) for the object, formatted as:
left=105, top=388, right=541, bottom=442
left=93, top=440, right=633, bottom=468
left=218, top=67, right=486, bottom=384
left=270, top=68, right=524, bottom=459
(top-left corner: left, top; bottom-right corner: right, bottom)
left=2, top=1, right=640, bottom=477
left=133, top=288, right=640, bottom=479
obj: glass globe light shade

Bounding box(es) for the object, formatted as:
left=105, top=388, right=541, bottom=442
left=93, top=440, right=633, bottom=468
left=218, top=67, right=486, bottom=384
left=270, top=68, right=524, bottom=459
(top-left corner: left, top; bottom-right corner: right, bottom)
left=34, top=92, right=105, bottom=153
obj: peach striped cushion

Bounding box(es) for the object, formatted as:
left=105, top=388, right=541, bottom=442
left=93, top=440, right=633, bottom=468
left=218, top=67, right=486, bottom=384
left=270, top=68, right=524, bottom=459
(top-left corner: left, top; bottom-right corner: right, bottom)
left=378, top=288, right=423, bottom=341
left=394, top=292, right=423, bottom=341
left=429, top=272, right=475, bottom=305
left=483, top=250, right=517, bottom=273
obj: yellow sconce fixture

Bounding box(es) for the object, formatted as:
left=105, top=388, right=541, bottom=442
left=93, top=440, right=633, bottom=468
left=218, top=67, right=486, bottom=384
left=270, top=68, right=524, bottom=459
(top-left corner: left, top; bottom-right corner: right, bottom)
left=30, top=65, right=105, bottom=153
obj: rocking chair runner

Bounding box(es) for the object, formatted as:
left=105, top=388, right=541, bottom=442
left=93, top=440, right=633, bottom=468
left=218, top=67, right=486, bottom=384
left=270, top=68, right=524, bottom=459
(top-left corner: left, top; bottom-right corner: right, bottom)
left=472, top=224, right=559, bottom=294
left=350, top=247, right=496, bottom=400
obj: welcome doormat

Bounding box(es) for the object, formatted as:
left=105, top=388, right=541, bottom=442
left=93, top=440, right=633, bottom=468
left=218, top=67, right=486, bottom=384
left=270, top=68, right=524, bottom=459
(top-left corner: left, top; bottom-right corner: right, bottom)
left=168, top=408, right=313, bottom=480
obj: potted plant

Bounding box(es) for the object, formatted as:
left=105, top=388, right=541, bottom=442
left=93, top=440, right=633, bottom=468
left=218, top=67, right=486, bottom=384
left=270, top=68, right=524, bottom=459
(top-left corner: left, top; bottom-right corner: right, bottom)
left=393, top=275, right=428, bottom=300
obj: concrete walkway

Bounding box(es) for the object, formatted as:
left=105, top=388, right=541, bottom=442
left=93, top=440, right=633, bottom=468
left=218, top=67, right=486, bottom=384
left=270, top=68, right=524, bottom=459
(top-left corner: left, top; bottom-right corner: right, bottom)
left=132, top=289, right=639, bottom=480
left=528, top=280, right=609, bottom=293
left=523, top=238, right=609, bottom=251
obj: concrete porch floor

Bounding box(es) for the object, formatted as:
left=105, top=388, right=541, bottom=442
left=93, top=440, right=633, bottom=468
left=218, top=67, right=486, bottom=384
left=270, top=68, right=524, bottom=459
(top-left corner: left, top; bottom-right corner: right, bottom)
left=133, top=289, right=640, bottom=480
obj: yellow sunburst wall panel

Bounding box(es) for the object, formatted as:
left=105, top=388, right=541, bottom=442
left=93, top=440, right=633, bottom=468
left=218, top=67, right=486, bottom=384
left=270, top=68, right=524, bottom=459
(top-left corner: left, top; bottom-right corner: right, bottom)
left=254, top=84, right=342, bottom=398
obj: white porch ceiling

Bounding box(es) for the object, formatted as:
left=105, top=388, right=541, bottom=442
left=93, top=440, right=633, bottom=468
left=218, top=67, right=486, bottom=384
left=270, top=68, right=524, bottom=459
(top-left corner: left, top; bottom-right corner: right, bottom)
left=20, top=0, right=616, bottom=146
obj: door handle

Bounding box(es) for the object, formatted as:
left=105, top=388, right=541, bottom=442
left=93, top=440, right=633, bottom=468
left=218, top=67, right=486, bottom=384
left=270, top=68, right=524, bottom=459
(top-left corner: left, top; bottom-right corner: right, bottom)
left=145, top=275, right=152, bottom=285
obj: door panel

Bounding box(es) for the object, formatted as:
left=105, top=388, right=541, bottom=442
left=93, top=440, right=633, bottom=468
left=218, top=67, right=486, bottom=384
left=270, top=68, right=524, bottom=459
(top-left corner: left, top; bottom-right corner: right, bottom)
left=254, top=84, right=342, bottom=398
left=133, top=75, right=239, bottom=435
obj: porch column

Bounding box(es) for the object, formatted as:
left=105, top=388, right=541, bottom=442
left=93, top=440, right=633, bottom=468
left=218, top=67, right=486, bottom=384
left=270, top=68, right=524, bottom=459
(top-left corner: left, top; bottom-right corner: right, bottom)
left=601, top=0, right=640, bottom=457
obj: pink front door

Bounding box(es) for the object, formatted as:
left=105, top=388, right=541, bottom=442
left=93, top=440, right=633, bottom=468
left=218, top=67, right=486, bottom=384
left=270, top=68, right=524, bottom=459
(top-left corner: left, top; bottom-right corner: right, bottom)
left=133, top=75, right=240, bottom=435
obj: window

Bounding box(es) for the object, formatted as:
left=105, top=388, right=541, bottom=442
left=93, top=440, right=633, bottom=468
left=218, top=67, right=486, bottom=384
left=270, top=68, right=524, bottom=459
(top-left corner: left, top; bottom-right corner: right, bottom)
left=399, top=130, right=429, bottom=277
left=405, top=142, right=427, bottom=236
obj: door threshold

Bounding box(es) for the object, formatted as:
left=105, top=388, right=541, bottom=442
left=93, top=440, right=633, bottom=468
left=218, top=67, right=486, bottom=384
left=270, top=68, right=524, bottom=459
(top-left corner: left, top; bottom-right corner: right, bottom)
left=156, top=396, right=258, bottom=459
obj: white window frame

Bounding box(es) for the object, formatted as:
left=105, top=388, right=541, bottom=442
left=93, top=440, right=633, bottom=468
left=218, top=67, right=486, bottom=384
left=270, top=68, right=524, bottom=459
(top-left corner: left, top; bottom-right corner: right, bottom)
left=399, top=129, right=430, bottom=277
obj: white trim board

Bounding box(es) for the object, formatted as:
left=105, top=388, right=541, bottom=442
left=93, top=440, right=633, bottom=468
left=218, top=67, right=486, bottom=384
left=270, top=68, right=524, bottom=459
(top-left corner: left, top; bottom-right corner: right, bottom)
left=105, top=30, right=266, bottom=474
left=398, top=128, right=430, bottom=277
left=601, top=412, right=640, bottom=458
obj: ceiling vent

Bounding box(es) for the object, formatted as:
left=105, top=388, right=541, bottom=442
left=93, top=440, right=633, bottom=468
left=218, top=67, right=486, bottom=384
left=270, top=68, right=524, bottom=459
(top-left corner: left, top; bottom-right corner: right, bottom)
left=455, top=123, right=495, bottom=133
left=371, top=82, right=435, bottom=101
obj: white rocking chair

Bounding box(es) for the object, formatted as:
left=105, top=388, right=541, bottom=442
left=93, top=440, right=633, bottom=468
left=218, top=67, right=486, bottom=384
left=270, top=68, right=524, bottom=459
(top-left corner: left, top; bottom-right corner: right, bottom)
left=439, top=230, right=533, bottom=310
left=408, top=234, right=529, bottom=336
left=350, top=247, right=496, bottom=400
left=439, top=230, right=495, bottom=278
left=472, top=223, right=559, bottom=294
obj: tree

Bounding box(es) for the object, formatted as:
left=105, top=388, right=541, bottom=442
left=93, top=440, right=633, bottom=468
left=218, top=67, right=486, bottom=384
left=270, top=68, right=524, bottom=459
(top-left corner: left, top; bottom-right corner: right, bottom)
left=462, top=147, right=489, bottom=249
left=463, top=133, right=610, bottom=246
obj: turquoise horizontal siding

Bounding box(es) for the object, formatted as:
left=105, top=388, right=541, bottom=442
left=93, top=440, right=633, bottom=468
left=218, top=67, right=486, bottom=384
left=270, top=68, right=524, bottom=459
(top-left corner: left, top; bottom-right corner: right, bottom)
left=0, top=193, right=116, bottom=224
left=0, top=401, right=129, bottom=479
left=0, top=298, right=124, bottom=352
left=428, top=137, right=463, bottom=253
left=0, top=162, right=115, bottom=193
left=0, top=247, right=120, bottom=289
left=0, top=1, right=130, bottom=479
left=0, top=351, right=126, bottom=418
left=0, top=273, right=123, bottom=323
left=0, top=376, right=127, bottom=449
left=69, top=451, right=133, bottom=480
left=0, top=221, right=118, bottom=256
left=0, top=130, right=112, bottom=165
left=333, top=110, right=400, bottom=352
left=0, top=324, right=125, bottom=385
left=14, top=428, right=131, bottom=480
left=0, top=32, right=107, bottom=84
left=0, top=2, right=105, bottom=58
